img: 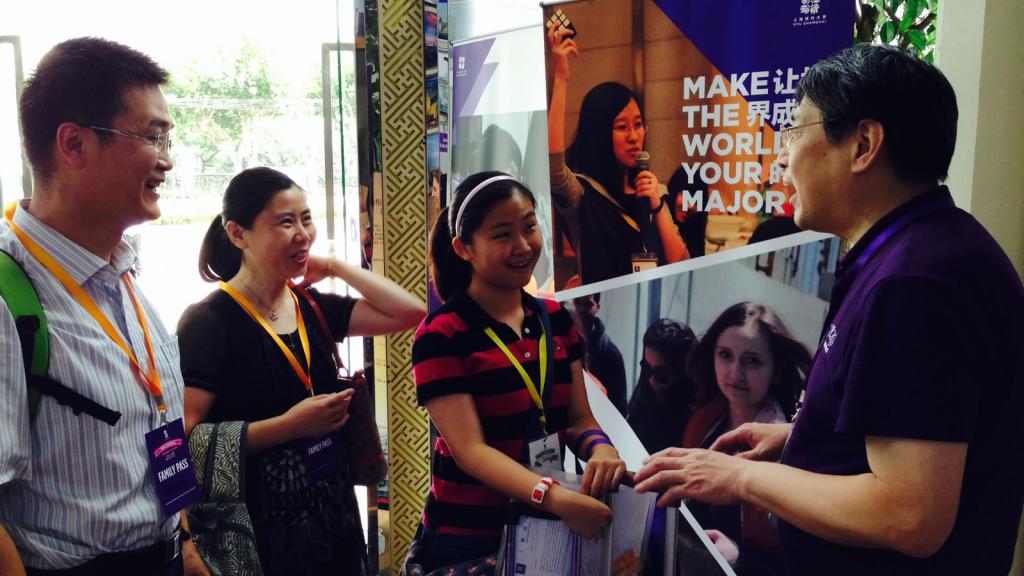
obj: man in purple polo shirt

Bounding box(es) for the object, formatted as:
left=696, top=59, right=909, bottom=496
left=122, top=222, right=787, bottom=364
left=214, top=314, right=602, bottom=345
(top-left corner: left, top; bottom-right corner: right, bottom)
left=634, top=44, right=1024, bottom=575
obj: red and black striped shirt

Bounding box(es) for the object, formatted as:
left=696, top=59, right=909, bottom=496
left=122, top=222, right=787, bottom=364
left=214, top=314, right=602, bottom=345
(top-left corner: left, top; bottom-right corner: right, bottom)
left=412, top=291, right=583, bottom=537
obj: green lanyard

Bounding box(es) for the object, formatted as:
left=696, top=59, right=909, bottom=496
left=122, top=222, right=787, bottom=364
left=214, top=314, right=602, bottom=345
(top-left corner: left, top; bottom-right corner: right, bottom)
left=483, top=325, right=549, bottom=433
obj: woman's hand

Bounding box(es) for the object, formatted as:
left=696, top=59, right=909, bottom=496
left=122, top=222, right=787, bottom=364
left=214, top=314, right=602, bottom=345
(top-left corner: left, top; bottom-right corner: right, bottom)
left=581, top=443, right=627, bottom=498
left=631, top=170, right=663, bottom=210
left=182, top=540, right=211, bottom=576
left=548, top=486, right=613, bottom=539
left=283, top=389, right=354, bottom=440
left=706, top=529, right=739, bottom=566
left=298, top=254, right=333, bottom=287
left=547, top=25, right=578, bottom=82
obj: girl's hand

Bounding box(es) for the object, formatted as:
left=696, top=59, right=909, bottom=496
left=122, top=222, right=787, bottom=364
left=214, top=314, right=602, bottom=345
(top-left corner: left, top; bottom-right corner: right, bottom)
left=632, top=170, right=663, bottom=210
left=298, top=254, right=332, bottom=287
left=581, top=444, right=627, bottom=498
left=549, top=486, right=613, bottom=539
left=547, top=25, right=578, bottom=82
left=706, top=529, right=740, bottom=566
left=283, top=389, right=354, bottom=439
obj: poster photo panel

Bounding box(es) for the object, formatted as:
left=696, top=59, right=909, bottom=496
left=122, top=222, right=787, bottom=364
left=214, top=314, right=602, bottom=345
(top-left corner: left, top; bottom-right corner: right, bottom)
left=562, top=234, right=841, bottom=575
left=543, top=0, right=853, bottom=291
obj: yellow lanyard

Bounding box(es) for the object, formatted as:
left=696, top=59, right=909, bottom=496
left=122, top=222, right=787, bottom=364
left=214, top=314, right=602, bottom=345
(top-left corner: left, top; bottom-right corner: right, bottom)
left=219, top=281, right=313, bottom=394
left=483, top=325, right=548, bottom=432
left=4, top=203, right=167, bottom=419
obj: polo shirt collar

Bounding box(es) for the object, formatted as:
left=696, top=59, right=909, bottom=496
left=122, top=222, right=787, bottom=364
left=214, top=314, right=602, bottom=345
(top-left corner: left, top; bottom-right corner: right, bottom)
left=838, top=185, right=954, bottom=278
left=13, top=199, right=138, bottom=285
left=449, top=288, right=539, bottom=332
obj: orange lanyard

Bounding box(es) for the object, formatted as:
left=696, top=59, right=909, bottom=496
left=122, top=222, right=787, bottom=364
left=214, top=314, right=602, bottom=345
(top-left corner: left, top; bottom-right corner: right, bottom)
left=219, top=281, right=313, bottom=394
left=3, top=203, right=167, bottom=419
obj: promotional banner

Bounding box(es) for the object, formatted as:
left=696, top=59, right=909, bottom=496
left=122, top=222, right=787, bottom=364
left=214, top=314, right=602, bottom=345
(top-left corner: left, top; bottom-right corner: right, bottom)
left=543, top=0, right=854, bottom=290
left=450, top=25, right=555, bottom=291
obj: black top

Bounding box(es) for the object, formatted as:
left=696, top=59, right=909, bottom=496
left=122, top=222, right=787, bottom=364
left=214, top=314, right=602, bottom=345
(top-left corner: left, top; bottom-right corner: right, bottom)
left=584, top=317, right=628, bottom=416
left=748, top=216, right=800, bottom=245
left=177, top=287, right=366, bottom=576
left=565, top=177, right=664, bottom=285
left=780, top=187, right=1024, bottom=575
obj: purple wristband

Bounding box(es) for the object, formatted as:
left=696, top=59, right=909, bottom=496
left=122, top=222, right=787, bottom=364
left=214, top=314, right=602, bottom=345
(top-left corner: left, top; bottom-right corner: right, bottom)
left=572, top=429, right=607, bottom=457
left=585, top=437, right=614, bottom=460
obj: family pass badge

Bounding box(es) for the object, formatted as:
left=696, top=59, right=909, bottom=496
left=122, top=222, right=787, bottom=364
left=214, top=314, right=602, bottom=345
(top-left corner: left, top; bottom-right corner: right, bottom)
left=145, top=418, right=200, bottom=518
left=528, top=435, right=561, bottom=470
left=631, top=252, right=658, bottom=273
left=304, top=432, right=341, bottom=483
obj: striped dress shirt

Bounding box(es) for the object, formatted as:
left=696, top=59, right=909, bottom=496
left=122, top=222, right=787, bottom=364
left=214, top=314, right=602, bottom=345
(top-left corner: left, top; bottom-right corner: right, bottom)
left=0, top=201, right=183, bottom=570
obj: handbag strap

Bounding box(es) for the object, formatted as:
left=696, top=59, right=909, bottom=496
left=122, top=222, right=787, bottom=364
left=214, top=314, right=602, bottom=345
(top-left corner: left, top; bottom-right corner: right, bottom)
left=203, top=422, right=220, bottom=496
left=294, top=286, right=345, bottom=373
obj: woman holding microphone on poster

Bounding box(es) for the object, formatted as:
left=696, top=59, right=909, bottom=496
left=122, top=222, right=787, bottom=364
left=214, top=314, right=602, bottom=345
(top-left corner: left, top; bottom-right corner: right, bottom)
left=547, top=22, right=688, bottom=287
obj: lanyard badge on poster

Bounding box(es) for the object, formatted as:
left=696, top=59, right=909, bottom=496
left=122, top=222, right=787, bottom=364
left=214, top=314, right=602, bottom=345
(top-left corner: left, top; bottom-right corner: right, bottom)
left=219, top=281, right=341, bottom=481
left=4, top=203, right=200, bottom=518
left=482, top=305, right=560, bottom=470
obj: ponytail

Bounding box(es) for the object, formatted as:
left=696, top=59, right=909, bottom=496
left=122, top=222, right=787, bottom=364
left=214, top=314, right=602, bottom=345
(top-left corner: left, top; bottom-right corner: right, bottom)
left=198, top=215, right=241, bottom=282
left=428, top=206, right=473, bottom=302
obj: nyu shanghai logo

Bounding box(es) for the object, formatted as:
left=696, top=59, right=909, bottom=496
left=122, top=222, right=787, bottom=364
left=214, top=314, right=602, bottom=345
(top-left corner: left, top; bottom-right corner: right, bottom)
left=801, top=0, right=821, bottom=14
left=822, top=324, right=838, bottom=353
left=794, top=0, right=828, bottom=26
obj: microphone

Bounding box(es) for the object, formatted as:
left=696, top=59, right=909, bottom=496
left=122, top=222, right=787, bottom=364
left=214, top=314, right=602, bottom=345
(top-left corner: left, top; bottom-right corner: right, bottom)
left=630, top=151, right=651, bottom=187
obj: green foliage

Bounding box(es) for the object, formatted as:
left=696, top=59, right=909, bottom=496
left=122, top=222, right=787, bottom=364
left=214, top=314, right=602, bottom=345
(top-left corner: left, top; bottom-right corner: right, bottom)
left=855, top=0, right=938, bottom=63
left=165, top=39, right=279, bottom=174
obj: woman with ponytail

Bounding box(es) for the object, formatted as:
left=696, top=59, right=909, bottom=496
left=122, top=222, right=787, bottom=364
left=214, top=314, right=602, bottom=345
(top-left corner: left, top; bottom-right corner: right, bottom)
left=177, top=167, right=425, bottom=575
left=404, top=171, right=626, bottom=575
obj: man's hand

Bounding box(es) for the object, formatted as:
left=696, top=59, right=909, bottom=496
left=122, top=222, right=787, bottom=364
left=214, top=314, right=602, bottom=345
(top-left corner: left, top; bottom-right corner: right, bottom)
left=182, top=539, right=210, bottom=576
left=710, top=422, right=792, bottom=461
left=633, top=448, right=753, bottom=508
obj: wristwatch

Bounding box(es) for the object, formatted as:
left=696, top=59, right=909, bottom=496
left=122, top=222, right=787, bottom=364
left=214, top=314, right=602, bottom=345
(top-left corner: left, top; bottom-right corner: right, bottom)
left=531, top=476, right=559, bottom=506
left=651, top=194, right=669, bottom=215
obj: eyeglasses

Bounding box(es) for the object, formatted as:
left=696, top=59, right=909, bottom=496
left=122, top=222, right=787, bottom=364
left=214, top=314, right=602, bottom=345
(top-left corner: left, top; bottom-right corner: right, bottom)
left=778, top=120, right=824, bottom=147
left=89, top=126, right=173, bottom=156
left=613, top=122, right=646, bottom=135
left=640, top=359, right=675, bottom=383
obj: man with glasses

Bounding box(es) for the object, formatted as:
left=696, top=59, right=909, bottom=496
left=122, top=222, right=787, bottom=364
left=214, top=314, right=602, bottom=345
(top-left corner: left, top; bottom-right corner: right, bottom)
left=635, top=44, right=1024, bottom=575
left=0, top=38, right=196, bottom=575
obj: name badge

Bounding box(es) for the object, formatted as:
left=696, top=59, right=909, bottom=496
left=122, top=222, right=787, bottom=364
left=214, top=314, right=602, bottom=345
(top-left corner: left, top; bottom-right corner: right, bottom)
left=145, top=418, right=200, bottom=518
left=631, top=252, right=658, bottom=273
left=304, top=432, right=341, bottom=482
left=528, top=435, right=561, bottom=469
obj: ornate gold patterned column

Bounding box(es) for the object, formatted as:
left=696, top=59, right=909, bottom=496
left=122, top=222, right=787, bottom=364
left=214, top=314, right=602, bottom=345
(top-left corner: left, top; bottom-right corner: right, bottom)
left=376, top=0, right=429, bottom=571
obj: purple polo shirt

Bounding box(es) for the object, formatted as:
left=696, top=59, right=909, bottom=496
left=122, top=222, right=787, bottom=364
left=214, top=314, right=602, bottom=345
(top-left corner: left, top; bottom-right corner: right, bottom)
left=779, top=186, right=1024, bottom=575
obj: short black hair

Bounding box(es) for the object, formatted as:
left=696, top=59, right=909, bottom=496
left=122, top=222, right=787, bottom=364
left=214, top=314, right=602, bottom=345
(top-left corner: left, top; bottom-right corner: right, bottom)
left=20, top=37, right=169, bottom=179
left=796, top=44, right=957, bottom=183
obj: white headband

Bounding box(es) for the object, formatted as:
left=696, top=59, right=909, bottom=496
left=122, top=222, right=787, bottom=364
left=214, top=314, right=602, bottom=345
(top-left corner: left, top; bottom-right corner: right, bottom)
left=453, top=174, right=517, bottom=237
